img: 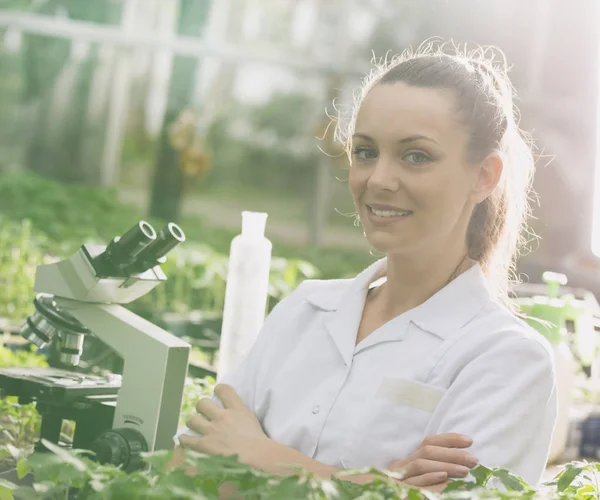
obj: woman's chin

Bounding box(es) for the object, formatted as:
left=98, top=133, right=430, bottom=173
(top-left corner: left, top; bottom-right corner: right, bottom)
left=367, top=232, right=414, bottom=255
left=365, top=233, right=407, bottom=255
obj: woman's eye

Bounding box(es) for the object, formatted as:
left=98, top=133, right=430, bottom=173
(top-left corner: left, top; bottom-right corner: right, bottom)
left=404, top=151, right=431, bottom=164
left=352, top=147, right=377, bottom=161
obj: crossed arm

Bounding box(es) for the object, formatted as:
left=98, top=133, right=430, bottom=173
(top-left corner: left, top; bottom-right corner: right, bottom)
left=173, top=384, right=477, bottom=493
left=174, top=335, right=555, bottom=493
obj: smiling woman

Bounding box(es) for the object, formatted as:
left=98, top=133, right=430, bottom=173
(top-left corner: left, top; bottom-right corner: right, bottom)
left=173, top=42, right=555, bottom=494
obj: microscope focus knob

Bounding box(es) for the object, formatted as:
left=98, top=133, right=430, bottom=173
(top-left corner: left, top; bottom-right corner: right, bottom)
left=90, top=428, right=148, bottom=472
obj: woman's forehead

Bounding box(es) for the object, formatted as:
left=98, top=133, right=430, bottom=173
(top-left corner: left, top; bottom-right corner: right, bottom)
left=354, top=83, right=464, bottom=143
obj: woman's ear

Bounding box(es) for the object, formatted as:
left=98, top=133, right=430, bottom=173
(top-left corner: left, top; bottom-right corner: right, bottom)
left=472, top=152, right=503, bottom=203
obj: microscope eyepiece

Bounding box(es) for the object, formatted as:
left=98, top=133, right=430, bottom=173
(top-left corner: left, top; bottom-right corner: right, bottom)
left=115, top=221, right=157, bottom=259
left=145, top=223, right=185, bottom=260
left=126, top=222, right=186, bottom=274
left=93, top=221, right=157, bottom=276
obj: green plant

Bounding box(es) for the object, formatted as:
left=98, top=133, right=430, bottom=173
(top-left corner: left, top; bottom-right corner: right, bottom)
left=131, top=242, right=321, bottom=323
left=0, top=217, right=55, bottom=323
left=178, top=214, right=372, bottom=281
left=0, top=373, right=213, bottom=475
left=0, top=170, right=138, bottom=248
left=0, top=398, right=40, bottom=450
left=179, top=376, right=216, bottom=428
left=1, top=348, right=599, bottom=499
left=0, top=341, right=48, bottom=369
left=0, top=341, right=47, bottom=452
left=1, top=439, right=600, bottom=500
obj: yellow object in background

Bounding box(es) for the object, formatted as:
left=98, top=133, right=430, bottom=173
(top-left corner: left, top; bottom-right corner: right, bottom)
left=168, top=109, right=213, bottom=180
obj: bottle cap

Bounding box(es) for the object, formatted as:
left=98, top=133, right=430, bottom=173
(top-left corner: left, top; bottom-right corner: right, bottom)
left=241, top=211, right=268, bottom=238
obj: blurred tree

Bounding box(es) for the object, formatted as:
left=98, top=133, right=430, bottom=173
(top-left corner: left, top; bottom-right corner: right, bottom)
left=198, top=92, right=321, bottom=194
left=148, top=0, right=211, bottom=222
left=22, top=0, right=120, bottom=184
left=248, top=93, right=318, bottom=141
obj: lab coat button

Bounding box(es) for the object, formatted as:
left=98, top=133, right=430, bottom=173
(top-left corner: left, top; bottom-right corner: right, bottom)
left=312, top=406, right=320, bottom=414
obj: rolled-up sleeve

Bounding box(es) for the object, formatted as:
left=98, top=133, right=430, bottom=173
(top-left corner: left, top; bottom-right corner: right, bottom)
left=424, top=336, right=557, bottom=485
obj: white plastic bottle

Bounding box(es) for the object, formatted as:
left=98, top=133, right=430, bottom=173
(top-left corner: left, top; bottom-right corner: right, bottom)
left=216, top=211, right=272, bottom=380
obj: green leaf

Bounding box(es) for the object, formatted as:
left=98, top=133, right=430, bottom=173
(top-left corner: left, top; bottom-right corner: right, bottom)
left=16, top=459, right=31, bottom=479
left=576, top=483, right=596, bottom=495
left=9, top=486, right=40, bottom=500
left=268, top=475, right=311, bottom=499
left=0, top=479, right=16, bottom=500
left=470, top=464, right=493, bottom=485
left=157, top=485, right=206, bottom=499
left=557, top=466, right=584, bottom=491
left=39, top=439, right=88, bottom=472
left=407, top=489, right=425, bottom=499
left=141, top=449, right=173, bottom=470
left=493, top=469, right=529, bottom=491
left=416, top=488, right=440, bottom=500
left=354, top=492, right=384, bottom=499
left=441, top=480, right=467, bottom=492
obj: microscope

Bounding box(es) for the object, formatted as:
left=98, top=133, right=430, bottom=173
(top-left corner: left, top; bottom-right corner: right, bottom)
left=0, top=221, right=191, bottom=472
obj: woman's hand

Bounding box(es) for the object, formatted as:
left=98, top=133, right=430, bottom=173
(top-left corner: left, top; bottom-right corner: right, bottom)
left=177, top=384, right=270, bottom=463
left=389, top=433, right=478, bottom=488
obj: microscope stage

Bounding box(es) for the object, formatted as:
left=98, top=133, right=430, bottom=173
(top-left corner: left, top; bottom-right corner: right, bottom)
left=0, top=367, right=121, bottom=402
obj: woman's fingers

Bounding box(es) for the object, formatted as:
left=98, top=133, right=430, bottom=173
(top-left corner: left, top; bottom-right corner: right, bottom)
left=394, top=458, right=471, bottom=480
left=391, top=445, right=478, bottom=470
left=417, top=445, right=478, bottom=468
left=422, top=480, right=451, bottom=493
left=195, top=397, right=222, bottom=420
left=214, top=384, right=247, bottom=411
left=186, top=414, right=211, bottom=434
left=169, top=442, right=204, bottom=477
left=402, top=471, right=448, bottom=487
left=167, top=445, right=186, bottom=472
left=386, top=433, right=476, bottom=487
left=389, top=449, right=477, bottom=473
left=420, top=433, right=472, bottom=449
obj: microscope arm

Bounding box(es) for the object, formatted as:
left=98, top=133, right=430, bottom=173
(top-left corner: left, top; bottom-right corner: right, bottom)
left=54, top=298, right=190, bottom=451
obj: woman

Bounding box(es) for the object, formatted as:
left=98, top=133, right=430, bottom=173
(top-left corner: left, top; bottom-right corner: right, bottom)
left=174, top=44, right=557, bottom=491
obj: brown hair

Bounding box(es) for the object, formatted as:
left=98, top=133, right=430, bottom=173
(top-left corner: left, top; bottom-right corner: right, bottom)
left=336, top=42, right=537, bottom=304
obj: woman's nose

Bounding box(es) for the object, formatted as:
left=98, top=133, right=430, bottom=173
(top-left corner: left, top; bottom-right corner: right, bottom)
left=366, top=158, right=401, bottom=192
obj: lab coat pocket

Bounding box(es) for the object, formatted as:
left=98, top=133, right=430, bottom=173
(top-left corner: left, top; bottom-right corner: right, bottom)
left=341, top=378, right=446, bottom=470
left=376, top=377, right=445, bottom=413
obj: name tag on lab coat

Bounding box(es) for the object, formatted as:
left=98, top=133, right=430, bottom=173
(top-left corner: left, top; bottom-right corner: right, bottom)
left=377, top=378, right=445, bottom=413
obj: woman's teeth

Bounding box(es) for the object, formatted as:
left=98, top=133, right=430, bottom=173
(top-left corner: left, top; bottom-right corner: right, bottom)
left=369, top=207, right=411, bottom=217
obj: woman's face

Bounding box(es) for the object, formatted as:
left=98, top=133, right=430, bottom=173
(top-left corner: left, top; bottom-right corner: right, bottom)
left=349, top=82, right=495, bottom=257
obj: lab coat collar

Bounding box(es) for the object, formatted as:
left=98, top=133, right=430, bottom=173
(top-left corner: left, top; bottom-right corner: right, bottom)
left=304, top=258, right=385, bottom=312
left=408, top=262, right=491, bottom=339
left=305, top=257, right=491, bottom=360
left=314, top=258, right=389, bottom=365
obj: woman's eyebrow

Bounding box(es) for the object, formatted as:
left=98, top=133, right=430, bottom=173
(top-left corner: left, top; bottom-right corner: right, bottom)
left=398, top=135, right=440, bottom=146
left=352, top=133, right=373, bottom=142
left=352, top=133, right=440, bottom=146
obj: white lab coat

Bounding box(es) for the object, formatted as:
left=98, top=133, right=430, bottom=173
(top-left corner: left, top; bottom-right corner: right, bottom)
left=178, top=258, right=557, bottom=485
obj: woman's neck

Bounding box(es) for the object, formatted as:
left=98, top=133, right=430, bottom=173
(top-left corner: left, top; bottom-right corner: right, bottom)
left=373, top=245, right=473, bottom=318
